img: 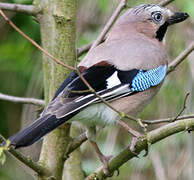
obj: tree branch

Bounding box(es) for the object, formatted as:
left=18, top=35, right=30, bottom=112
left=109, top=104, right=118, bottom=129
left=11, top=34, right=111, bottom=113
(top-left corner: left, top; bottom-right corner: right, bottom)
left=0, top=136, right=51, bottom=177
left=77, top=41, right=93, bottom=57
left=174, top=92, right=190, bottom=120
left=86, top=118, right=194, bottom=180
left=0, top=92, right=45, bottom=106
left=8, top=147, right=51, bottom=177
left=143, top=114, right=194, bottom=125
left=167, top=41, right=194, bottom=74
left=66, top=132, right=87, bottom=156
left=77, top=39, right=103, bottom=57
left=142, top=93, right=191, bottom=125
left=0, top=2, right=41, bottom=16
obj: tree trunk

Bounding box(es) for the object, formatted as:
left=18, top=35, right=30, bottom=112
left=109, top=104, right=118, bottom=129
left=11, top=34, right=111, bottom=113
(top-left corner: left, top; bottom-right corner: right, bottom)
left=33, top=0, right=77, bottom=179
left=62, top=124, right=85, bottom=180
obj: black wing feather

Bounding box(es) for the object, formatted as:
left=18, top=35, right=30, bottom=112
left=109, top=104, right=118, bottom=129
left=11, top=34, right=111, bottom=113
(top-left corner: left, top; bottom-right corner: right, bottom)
left=53, top=71, right=78, bottom=99
left=67, top=65, right=116, bottom=97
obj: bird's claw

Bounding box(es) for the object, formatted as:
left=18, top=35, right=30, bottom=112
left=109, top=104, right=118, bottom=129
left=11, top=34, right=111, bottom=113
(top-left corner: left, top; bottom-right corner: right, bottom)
left=101, top=155, right=113, bottom=176
left=129, top=137, right=140, bottom=157
left=101, top=155, right=121, bottom=177
left=129, top=132, right=144, bottom=157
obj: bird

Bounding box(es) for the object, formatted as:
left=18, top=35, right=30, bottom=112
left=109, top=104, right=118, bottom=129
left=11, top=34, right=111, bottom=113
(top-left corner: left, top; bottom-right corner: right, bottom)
left=5, top=4, right=189, bottom=174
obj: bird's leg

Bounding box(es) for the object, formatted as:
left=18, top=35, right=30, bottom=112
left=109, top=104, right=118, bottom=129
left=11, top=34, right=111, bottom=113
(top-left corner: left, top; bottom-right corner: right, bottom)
left=117, top=119, right=143, bottom=155
left=90, top=140, right=112, bottom=176
left=117, top=119, right=142, bottom=137
left=87, top=127, right=113, bottom=175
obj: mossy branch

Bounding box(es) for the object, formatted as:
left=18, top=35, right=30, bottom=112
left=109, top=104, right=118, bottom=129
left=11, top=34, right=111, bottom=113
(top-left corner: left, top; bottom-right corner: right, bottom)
left=86, top=118, right=194, bottom=180
left=0, top=136, right=50, bottom=177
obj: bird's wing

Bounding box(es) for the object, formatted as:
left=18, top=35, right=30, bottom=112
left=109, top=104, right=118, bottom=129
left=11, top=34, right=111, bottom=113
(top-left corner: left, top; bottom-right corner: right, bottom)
left=43, top=64, right=167, bottom=119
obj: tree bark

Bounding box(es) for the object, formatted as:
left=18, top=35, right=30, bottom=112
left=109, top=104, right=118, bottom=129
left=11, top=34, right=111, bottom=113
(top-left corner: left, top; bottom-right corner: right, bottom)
left=62, top=124, right=85, bottom=180
left=33, top=0, right=77, bottom=179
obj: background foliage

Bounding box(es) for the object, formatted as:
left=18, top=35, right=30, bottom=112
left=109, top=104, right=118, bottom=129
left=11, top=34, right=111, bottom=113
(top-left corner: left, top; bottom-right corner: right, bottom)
left=0, top=0, right=193, bottom=179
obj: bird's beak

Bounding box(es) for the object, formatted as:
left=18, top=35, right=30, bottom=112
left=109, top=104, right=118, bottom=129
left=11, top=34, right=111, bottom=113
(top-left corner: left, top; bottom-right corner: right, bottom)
left=167, top=12, right=189, bottom=25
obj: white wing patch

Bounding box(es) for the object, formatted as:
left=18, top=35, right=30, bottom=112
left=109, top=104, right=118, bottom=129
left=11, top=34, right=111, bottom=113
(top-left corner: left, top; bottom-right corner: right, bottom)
left=107, top=71, right=121, bottom=89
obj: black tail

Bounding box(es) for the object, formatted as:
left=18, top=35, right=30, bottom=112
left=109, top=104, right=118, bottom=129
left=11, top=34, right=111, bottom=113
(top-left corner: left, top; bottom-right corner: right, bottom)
left=8, top=113, right=75, bottom=149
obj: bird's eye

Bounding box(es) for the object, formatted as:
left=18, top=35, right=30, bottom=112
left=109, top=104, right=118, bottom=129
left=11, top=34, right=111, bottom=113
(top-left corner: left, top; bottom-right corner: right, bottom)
left=152, top=12, right=163, bottom=22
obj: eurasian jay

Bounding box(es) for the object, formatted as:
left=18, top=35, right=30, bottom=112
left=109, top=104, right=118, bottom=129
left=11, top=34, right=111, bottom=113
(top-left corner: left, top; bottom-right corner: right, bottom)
left=6, top=4, right=188, bottom=173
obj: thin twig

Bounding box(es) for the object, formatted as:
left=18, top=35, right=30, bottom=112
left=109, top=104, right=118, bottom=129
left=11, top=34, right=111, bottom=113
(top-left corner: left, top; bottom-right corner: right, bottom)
left=0, top=92, right=45, bottom=106
left=0, top=2, right=41, bottom=15
left=0, top=135, right=51, bottom=177
left=167, top=42, right=194, bottom=74
left=142, top=114, right=194, bottom=125
left=0, top=9, right=75, bottom=71
left=173, top=92, right=190, bottom=121
left=89, top=0, right=127, bottom=50
left=159, top=0, right=175, bottom=6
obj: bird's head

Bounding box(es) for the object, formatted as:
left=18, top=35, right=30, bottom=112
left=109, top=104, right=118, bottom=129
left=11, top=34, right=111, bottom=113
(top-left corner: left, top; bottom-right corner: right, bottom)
left=110, top=4, right=189, bottom=42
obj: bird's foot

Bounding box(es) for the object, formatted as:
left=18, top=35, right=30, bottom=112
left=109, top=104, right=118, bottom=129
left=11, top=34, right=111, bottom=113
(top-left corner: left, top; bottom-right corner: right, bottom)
left=118, top=119, right=145, bottom=156
left=129, top=134, right=143, bottom=157
left=90, top=140, right=114, bottom=176
left=100, top=155, right=113, bottom=176
left=130, top=134, right=150, bottom=157
left=101, top=155, right=120, bottom=176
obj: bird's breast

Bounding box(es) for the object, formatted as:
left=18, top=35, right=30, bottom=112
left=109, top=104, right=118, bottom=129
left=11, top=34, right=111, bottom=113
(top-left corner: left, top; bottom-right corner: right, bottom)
left=110, top=85, right=161, bottom=116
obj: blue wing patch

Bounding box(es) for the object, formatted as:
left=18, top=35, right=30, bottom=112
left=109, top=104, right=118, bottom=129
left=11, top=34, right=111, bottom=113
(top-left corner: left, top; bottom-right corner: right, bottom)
left=131, top=65, right=167, bottom=92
